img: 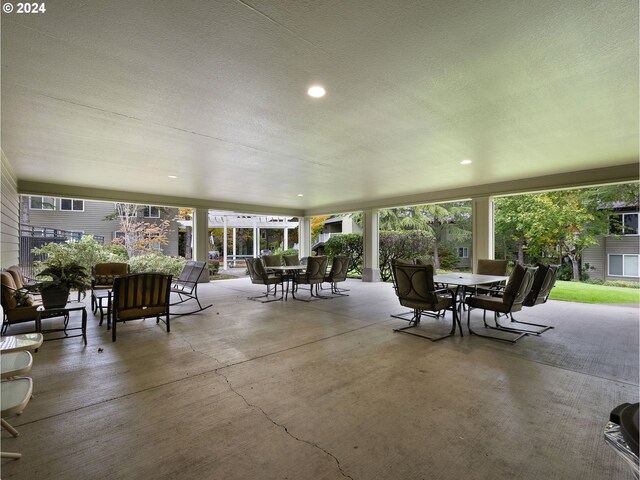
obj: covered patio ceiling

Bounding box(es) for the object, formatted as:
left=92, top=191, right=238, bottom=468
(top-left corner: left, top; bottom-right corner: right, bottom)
left=2, top=1, right=638, bottom=216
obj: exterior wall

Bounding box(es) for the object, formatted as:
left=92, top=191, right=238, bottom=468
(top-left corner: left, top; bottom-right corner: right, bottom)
left=1, top=152, right=20, bottom=267
left=25, top=198, right=180, bottom=256
left=582, top=236, right=606, bottom=280
left=583, top=235, right=640, bottom=282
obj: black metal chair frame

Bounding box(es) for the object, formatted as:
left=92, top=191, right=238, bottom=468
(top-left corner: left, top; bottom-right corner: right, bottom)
left=169, top=261, right=213, bottom=317
left=246, top=258, right=283, bottom=303
left=506, top=264, right=558, bottom=334
left=323, top=256, right=351, bottom=297
left=465, top=266, right=537, bottom=343
left=292, top=256, right=330, bottom=301
left=111, top=273, right=172, bottom=342
left=389, top=259, right=443, bottom=322
left=391, top=263, right=460, bottom=342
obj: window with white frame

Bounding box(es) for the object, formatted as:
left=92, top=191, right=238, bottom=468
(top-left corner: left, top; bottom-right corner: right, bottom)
left=142, top=205, right=160, bottom=218
left=29, top=196, right=56, bottom=210
left=60, top=198, right=84, bottom=211
left=608, top=254, right=639, bottom=277
left=67, top=231, right=84, bottom=242
left=609, top=213, right=639, bottom=235
left=114, top=231, right=125, bottom=240
left=458, top=247, right=469, bottom=258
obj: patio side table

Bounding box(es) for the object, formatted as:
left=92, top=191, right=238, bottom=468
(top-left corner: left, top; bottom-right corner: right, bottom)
left=36, top=303, right=87, bottom=345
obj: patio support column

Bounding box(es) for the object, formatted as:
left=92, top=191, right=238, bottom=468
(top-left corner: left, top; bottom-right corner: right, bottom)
left=284, top=227, right=289, bottom=251
left=252, top=219, right=258, bottom=257
left=362, top=208, right=380, bottom=282
left=223, top=216, right=228, bottom=271
left=472, top=196, right=495, bottom=273
left=298, top=217, right=311, bottom=259
left=232, top=228, right=236, bottom=267
left=193, top=208, right=209, bottom=263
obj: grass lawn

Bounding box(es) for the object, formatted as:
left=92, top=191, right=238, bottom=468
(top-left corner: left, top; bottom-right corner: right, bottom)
left=550, top=280, right=640, bottom=304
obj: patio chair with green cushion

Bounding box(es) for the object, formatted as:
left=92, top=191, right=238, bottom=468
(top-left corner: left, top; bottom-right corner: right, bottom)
left=261, top=255, right=282, bottom=268
left=323, top=256, right=350, bottom=296
left=245, top=257, right=283, bottom=303
left=111, top=273, right=172, bottom=342
left=91, top=262, right=130, bottom=313
left=391, top=262, right=460, bottom=341
left=477, top=259, right=509, bottom=276
left=292, top=256, right=329, bottom=301
left=465, top=264, right=537, bottom=343
left=505, top=263, right=559, bottom=334
left=283, top=254, right=300, bottom=266
left=464, top=258, right=510, bottom=308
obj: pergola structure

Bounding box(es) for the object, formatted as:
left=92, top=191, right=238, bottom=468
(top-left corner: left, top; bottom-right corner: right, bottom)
left=178, top=212, right=299, bottom=270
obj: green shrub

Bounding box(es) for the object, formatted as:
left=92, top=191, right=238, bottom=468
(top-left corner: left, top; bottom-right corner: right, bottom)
left=432, top=246, right=459, bottom=270
left=379, top=231, right=432, bottom=281
left=128, top=252, right=186, bottom=278
left=208, top=260, right=220, bottom=275
left=324, top=234, right=363, bottom=276
left=105, top=243, right=129, bottom=259
left=585, top=278, right=639, bottom=289
left=32, top=235, right=127, bottom=282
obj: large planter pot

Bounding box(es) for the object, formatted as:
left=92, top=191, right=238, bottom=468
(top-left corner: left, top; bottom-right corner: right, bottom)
left=41, top=285, right=70, bottom=309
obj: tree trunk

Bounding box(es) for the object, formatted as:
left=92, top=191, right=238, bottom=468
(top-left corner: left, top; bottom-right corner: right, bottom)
left=516, top=240, right=524, bottom=265
left=568, top=253, right=580, bottom=281
left=433, top=237, right=440, bottom=269
left=185, top=226, right=192, bottom=260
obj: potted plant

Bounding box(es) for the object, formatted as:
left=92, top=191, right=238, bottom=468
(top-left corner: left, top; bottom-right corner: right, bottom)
left=35, top=262, right=88, bottom=308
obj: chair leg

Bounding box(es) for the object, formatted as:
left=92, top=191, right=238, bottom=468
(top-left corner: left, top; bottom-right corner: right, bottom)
left=505, top=313, right=554, bottom=334
left=330, top=282, right=350, bottom=296
left=394, top=309, right=456, bottom=342
left=467, top=308, right=528, bottom=343
left=1, top=451, right=22, bottom=459
left=248, top=284, right=283, bottom=303
left=1, top=418, right=20, bottom=437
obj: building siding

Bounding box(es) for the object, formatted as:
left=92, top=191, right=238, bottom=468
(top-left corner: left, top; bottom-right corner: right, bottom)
left=26, top=198, right=180, bottom=256
left=1, top=152, right=20, bottom=267
left=583, top=235, right=640, bottom=281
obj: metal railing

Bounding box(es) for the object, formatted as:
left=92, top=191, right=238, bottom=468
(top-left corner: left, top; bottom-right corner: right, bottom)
left=19, top=225, right=104, bottom=278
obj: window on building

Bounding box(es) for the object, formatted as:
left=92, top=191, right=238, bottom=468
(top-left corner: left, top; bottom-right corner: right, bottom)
left=114, top=231, right=125, bottom=240
left=608, top=254, right=639, bottom=277
left=29, top=196, right=56, bottom=210
left=142, top=206, right=160, bottom=218
left=458, top=247, right=469, bottom=258
left=60, top=198, right=84, bottom=211
left=67, top=230, right=84, bottom=242
left=610, top=213, right=639, bottom=235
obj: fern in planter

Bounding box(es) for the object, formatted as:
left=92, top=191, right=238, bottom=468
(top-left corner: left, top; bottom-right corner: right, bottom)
left=35, top=263, right=89, bottom=308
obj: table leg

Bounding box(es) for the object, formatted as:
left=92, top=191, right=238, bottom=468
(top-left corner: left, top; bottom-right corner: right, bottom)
left=82, top=308, right=87, bottom=345
left=107, top=291, right=112, bottom=328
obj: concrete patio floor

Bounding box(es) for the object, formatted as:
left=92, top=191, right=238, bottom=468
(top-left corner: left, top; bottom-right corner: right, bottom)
left=1, top=278, right=638, bottom=479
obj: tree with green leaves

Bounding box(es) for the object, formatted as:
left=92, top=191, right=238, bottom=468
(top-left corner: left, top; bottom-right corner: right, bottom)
left=377, top=202, right=471, bottom=268
left=495, top=183, right=639, bottom=281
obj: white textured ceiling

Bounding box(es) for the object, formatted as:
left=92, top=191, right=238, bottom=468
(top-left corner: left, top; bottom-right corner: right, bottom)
left=1, top=0, right=638, bottom=214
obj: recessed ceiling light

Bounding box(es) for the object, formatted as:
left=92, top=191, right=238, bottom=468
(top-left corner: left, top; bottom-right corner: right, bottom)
left=460, top=159, right=473, bottom=165
left=307, top=85, right=326, bottom=98
left=168, top=175, right=178, bottom=178
left=297, top=193, right=304, bottom=197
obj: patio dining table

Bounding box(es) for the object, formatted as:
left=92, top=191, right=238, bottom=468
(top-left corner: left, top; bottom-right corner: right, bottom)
left=267, top=265, right=306, bottom=301
left=433, top=272, right=509, bottom=335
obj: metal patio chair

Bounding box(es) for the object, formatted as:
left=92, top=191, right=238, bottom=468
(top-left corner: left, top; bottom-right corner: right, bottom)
left=170, top=261, right=213, bottom=316
left=391, top=262, right=460, bottom=341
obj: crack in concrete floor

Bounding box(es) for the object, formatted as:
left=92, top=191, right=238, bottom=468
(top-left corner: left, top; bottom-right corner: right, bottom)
left=215, top=367, right=354, bottom=480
